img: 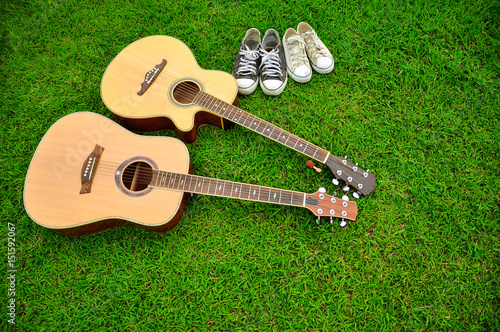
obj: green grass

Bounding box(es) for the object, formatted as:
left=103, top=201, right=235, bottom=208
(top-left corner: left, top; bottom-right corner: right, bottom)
left=1, top=0, right=499, bottom=330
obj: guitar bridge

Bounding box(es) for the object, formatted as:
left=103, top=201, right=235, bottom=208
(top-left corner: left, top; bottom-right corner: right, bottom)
left=137, top=59, right=167, bottom=95
left=80, top=144, right=104, bottom=194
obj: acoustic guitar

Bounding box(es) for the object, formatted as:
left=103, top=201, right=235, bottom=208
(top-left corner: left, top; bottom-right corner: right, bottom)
left=23, top=112, right=357, bottom=236
left=100, top=35, right=376, bottom=197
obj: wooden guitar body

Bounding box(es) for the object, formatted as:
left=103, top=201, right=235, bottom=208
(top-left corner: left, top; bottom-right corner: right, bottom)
left=24, top=112, right=191, bottom=236
left=101, top=35, right=238, bottom=143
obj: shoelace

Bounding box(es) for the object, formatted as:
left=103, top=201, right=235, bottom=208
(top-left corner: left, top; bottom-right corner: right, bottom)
left=259, top=47, right=283, bottom=78
left=286, top=35, right=308, bottom=68
left=302, top=31, right=331, bottom=61
left=236, top=45, right=260, bottom=75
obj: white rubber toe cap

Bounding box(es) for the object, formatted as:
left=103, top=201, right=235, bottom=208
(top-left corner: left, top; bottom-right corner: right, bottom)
left=260, top=77, right=287, bottom=96
left=313, top=57, right=334, bottom=74
left=236, top=78, right=258, bottom=95
left=289, top=65, right=312, bottom=83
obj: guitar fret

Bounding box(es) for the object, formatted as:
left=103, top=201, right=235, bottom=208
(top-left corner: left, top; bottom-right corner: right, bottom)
left=171, top=173, right=178, bottom=189
left=261, top=123, right=268, bottom=135
left=187, top=174, right=193, bottom=192
left=301, top=142, right=308, bottom=153
left=212, top=179, right=217, bottom=195
left=206, top=178, right=211, bottom=194
left=177, top=174, right=183, bottom=189
left=221, top=104, right=230, bottom=117
left=155, top=170, right=161, bottom=187
left=267, top=126, right=274, bottom=137
left=195, top=93, right=205, bottom=107
left=197, top=177, right=202, bottom=192
left=181, top=174, right=187, bottom=190
left=284, top=133, right=291, bottom=146
left=172, top=173, right=178, bottom=189
left=312, top=147, right=318, bottom=159
left=206, top=95, right=216, bottom=111
left=241, top=112, right=252, bottom=127
left=207, top=179, right=215, bottom=195
left=164, top=171, right=169, bottom=188
left=214, top=179, right=220, bottom=195
left=202, top=94, right=212, bottom=109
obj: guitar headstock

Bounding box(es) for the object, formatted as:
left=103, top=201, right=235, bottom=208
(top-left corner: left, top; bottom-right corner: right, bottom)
left=304, top=191, right=357, bottom=221
left=325, top=155, right=376, bottom=197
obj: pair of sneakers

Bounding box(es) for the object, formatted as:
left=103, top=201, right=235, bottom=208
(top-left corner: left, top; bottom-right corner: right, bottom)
left=231, top=28, right=287, bottom=96
left=283, top=22, right=334, bottom=83
left=232, top=23, right=334, bottom=95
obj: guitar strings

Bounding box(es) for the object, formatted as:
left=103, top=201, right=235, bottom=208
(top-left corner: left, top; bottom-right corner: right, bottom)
left=89, top=159, right=310, bottom=207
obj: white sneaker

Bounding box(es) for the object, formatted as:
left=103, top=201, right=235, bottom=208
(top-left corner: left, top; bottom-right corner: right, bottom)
left=232, top=28, right=261, bottom=95
left=283, top=28, right=312, bottom=83
left=259, top=29, right=287, bottom=96
left=297, top=22, right=334, bottom=74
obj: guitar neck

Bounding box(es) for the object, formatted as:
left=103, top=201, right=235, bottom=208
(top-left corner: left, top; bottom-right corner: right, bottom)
left=151, top=170, right=306, bottom=207
left=193, top=91, right=330, bottom=164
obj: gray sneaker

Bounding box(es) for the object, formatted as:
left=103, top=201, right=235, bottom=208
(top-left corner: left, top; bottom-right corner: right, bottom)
left=297, top=22, right=334, bottom=74
left=259, top=29, right=287, bottom=96
left=283, top=28, right=312, bottom=83
left=232, top=28, right=261, bottom=95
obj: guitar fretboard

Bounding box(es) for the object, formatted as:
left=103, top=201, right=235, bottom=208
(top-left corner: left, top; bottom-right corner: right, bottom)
left=193, top=91, right=329, bottom=163
left=151, top=170, right=305, bottom=207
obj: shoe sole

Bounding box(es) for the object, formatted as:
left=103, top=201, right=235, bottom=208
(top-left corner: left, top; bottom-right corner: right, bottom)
left=238, top=80, right=259, bottom=95
left=260, top=77, right=288, bottom=96
left=287, top=67, right=312, bottom=83
left=312, top=60, right=334, bottom=74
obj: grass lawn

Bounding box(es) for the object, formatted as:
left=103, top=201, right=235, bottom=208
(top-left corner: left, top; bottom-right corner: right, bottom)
left=1, top=0, right=499, bottom=330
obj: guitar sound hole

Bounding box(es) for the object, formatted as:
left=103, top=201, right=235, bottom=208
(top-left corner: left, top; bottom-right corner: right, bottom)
left=122, top=161, right=153, bottom=192
left=173, top=81, right=200, bottom=104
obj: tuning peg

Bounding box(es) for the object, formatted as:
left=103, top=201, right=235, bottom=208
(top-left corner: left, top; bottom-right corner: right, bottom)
left=306, top=160, right=322, bottom=173
left=339, top=219, right=347, bottom=227
left=332, top=191, right=337, bottom=197
left=342, top=195, right=349, bottom=201
left=318, top=187, right=326, bottom=193
left=342, top=185, right=350, bottom=192
left=332, top=178, right=339, bottom=186
left=316, top=216, right=321, bottom=225
left=330, top=216, right=334, bottom=224
left=352, top=192, right=360, bottom=199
